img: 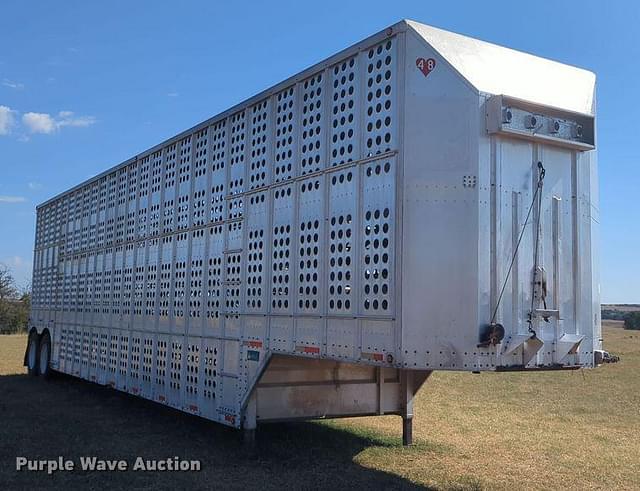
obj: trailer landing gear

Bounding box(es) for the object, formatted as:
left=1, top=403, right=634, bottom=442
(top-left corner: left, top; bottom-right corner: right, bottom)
left=243, top=428, right=256, bottom=447
left=237, top=361, right=432, bottom=448
left=243, top=392, right=257, bottom=451
left=402, top=416, right=413, bottom=446
left=400, top=370, right=414, bottom=446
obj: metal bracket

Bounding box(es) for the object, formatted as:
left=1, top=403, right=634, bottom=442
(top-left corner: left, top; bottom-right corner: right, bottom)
left=532, top=308, right=560, bottom=319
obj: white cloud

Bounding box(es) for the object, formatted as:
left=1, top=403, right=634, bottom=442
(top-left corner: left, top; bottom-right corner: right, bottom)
left=22, top=110, right=96, bottom=134
left=28, top=181, right=42, bottom=190
left=0, top=195, right=26, bottom=203
left=0, top=105, right=16, bottom=135
left=2, top=78, right=24, bottom=90
left=22, top=112, right=56, bottom=134
left=0, top=107, right=96, bottom=137
left=57, top=110, right=96, bottom=128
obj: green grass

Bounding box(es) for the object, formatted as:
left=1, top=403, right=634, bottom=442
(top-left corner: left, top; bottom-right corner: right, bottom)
left=0, top=322, right=637, bottom=490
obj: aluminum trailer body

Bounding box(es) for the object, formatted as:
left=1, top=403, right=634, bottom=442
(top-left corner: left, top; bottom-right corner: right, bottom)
left=27, top=20, right=599, bottom=442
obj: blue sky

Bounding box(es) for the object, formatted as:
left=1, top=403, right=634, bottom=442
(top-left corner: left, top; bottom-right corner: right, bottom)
left=0, top=0, right=638, bottom=302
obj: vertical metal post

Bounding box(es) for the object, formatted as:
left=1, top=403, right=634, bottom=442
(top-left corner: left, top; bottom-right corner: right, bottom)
left=243, top=391, right=257, bottom=447
left=377, top=366, right=384, bottom=415
left=400, top=369, right=414, bottom=446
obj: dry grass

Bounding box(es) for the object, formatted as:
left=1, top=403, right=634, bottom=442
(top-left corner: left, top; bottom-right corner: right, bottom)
left=0, top=323, right=637, bottom=490
left=335, top=321, right=639, bottom=489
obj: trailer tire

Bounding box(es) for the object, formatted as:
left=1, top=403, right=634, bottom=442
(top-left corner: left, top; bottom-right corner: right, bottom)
left=38, top=331, right=52, bottom=379
left=26, top=331, right=39, bottom=376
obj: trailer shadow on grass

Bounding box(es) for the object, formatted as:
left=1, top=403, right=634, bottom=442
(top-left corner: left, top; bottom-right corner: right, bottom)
left=0, top=371, right=435, bottom=490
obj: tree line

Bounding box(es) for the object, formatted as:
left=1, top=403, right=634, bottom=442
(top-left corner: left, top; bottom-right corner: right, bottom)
left=0, top=264, right=30, bottom=334
left=624, top=312, right=640, bottom=330
left=602, top=305, right=640, bottom=331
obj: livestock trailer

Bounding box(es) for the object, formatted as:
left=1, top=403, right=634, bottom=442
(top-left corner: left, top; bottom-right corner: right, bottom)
left=26, top=20, right=600, bottom=444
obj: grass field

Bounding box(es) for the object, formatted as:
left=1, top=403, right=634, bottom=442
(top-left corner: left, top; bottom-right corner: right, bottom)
left=1, top=322, right=637, bottom=490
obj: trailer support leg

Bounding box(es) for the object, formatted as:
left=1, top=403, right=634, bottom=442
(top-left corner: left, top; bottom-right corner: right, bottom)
left=243, top=428, right=256, bottom=446
left=243, top=392, right=257, bottom=448
left=402, top=416, right=413, bottom=446
left=400, top=370, right=415, bottom=446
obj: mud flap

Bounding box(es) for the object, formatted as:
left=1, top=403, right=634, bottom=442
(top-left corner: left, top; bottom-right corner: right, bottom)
left=23, top=331, right=36, bottom=367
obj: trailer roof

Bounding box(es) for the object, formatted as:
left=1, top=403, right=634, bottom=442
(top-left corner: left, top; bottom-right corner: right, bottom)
left=36, top=20, right=596, bottom=210
left=407, top=20, right=595, bottom=116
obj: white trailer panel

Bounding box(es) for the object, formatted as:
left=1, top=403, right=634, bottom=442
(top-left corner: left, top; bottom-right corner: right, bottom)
left=28, top=20, right=599, bottom=443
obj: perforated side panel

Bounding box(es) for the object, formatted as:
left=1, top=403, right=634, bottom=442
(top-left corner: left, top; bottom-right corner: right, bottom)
left=296, top=178, right=324, bottom=314
left=89, top=330, right=99, bottom=379
left=202, top=340, right=218, bottom=400
left=209, top=121, right=226, bottom=224
left=330, top=56, right=359, bottom=166
left=145, top=240, right=159, bottom=326
left=149, top=151, right=163, bottom=236
left=274, top=86, right=296, bottom=182
left=185, top=340, right=199, bottom=405
left=155, top=337, right=168, bottom=390
left=177, top=136, right=192, bottom=231
left=228, top=111, right=246, bottom=221
left=206, top=225, right=224, bottom=332
left=133, top=245, right=145, bottom=321
left=225, top=251, right=242, bottom=317
left=300, top=73, right=325, bottom=175
left=142, top=336, right=153, bottom=391
left=158, top=237, right=173, bottom=329
left=118, top=333, right=129, bottom=390
left=364, top=39, right=396, bottom=157
left=249, top=100, right=270, bottom=190
left=245, top=192, right=268, bottom=313
left=189, top=230, right=205, bottom=336
left=36, top=31, right=402, bottom=428
left=97, top=332, right=107, bottom=375
left=130, top=336, right=141, bottom=383
left=270, top=185, right=294, bottom=314
left=81, top=328, right=90, bottom=379
left=172, top=233, right=188, bottom=329
left=168, top=338, right=183, bottom=406
left=328, top=168, right=357, bottom=315
left=192, top=129, right=208, bottom=227
left=162, top=143, right=177, bottom=234
left=108, top=333, right=118, bottom=383
left=361, top=159, right=396, bottom=316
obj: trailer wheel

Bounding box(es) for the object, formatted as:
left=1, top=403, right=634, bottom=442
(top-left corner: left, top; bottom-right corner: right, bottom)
left=26, top=331, right=39, bottom=376
left=38, top=332, right=52, bottom=378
